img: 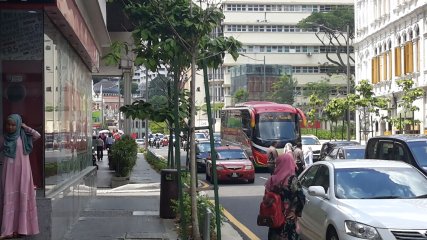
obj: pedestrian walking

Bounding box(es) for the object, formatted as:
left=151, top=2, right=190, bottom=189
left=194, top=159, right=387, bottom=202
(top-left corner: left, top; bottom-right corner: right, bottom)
left=96, top=135, right=104, bottom=161
left=265, top=153, right=305, bottom=240
left=266, top=141, right=279, bottom=174
left=293, top=142, right=305, bottom=176
left=0, top=114, right=40, bottom=239
left=105, top=133, right=114, bottom=150
left=284, top=143, right=293, bottom=154
left=303, top=147, right=313, bottom=168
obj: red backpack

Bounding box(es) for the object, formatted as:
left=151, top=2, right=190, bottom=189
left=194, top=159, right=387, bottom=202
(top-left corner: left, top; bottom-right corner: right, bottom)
left=257, top=190, right=285, bottom=228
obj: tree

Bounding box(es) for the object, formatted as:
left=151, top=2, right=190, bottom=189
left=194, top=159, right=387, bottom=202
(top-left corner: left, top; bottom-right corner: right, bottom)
left=297, top=6, right=354, bottom=75
left=234, top=88, right=248, bottom=103
left=391, top=78, right=424, bottom=132
left=269, top=74, right=297, bottom=105
left=307, top=94, right=324, bottom=133
left=349, top=80, right=388, bottom=140
left=103, top=1, right=241, bottom=239
left=324, top=97, right=346, bottom=139
left=304, top=79, right=333, bottom=101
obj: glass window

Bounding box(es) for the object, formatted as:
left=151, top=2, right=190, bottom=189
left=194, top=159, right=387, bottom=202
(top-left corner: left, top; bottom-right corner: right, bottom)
left=407, top=141, right=427, bottom=167
left=217, top=149, right=247, bottom=160
left=44, top=16, right=92, bottom=195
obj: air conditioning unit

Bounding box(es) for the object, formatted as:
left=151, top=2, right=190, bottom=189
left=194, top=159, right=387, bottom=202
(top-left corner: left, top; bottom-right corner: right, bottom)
left=306, top=52, right=313, bottom=57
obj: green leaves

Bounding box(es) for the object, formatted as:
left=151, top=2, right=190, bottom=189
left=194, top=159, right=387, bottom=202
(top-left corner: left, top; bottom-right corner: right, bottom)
left=234, top=88, right=248, bottom=103
left=269, top=74, right=297, bottom=105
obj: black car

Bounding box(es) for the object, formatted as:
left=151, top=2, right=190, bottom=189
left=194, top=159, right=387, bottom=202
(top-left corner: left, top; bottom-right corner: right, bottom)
left=319, top=140, right=360, bottom=161
left=365, top=135, right=427, bottom=175
left=323, top=145, right=366, bottom=160
left=196, top=141, right=221, bottom=172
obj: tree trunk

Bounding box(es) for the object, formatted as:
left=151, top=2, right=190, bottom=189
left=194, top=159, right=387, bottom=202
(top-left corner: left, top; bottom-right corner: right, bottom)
left=190, top=51, right=201, bottom=239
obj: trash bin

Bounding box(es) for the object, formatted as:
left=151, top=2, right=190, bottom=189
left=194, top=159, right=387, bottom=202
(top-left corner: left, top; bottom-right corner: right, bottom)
left=160, top=169, right=179, bottom=219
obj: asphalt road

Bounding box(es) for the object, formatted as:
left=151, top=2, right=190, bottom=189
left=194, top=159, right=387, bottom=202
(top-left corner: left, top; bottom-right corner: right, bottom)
left=150, top=145, right=270, bottom=240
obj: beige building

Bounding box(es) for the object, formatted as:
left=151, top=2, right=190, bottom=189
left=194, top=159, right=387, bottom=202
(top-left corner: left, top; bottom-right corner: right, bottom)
left=195, top=0, right=353, bottom=130
left=354, top=0, right=427, bottom=140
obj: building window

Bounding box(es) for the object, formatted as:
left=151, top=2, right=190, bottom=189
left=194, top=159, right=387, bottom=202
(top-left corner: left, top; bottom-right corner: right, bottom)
left=394, top=47, right=401, bottom=77
left=404, top=42, right=413, bottom=74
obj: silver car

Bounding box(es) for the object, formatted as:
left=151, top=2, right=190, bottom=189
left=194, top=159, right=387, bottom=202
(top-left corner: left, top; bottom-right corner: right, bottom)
left=298, top=159, right=427, bottom=240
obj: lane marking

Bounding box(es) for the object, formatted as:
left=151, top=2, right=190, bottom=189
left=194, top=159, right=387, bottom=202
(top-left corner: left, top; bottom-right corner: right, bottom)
left=259, top=177, right=268, bottom=180
left=222, top=207, right=261, bottom=240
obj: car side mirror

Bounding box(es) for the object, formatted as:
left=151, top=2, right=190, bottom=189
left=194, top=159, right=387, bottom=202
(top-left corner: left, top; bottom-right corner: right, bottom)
left=308, top=186, right=328, bottom=199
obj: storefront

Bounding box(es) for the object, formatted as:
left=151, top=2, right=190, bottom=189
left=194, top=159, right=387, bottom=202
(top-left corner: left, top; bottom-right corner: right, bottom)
left=0, top=1, right=103, bottom=239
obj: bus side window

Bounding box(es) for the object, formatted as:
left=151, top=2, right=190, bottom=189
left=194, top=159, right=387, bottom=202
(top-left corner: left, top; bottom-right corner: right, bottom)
left=241, top=110, right=252, bottom=138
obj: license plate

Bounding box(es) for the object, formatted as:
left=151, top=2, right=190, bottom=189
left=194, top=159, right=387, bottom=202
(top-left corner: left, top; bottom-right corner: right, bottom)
left=231, top=172, right=238, bottom=177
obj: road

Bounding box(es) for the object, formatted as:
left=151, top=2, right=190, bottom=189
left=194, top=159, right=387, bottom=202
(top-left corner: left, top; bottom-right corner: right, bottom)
left=150, top=146, right=270, bottom=240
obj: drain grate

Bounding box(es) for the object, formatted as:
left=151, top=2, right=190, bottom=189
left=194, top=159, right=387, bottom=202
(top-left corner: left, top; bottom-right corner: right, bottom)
left=122, top=232, right=169, bottom=239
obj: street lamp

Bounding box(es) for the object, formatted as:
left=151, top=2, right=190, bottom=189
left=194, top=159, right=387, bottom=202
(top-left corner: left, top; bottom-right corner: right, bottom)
left=307, top=22, right=352, bottom=141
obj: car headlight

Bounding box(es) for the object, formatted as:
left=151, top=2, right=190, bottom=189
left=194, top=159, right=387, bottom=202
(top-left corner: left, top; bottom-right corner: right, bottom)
left=244, top=165, right=253, bottom=170
left=216, top=165, right=224, bottom=170
left=345, top=221, right=382, bottom=240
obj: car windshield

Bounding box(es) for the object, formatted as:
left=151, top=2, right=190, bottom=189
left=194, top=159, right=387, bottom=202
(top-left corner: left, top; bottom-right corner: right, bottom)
left=195, top=133, right=207, bottom=139
left=256, top=112, right=296, bottom=140
left=217, top=150, right=247, bottom=160
left=198, top=143, right=220, bottom=152
left=334, top=167, right=427, bottom=199
left=407, top=141, right=427, bottom=167
left=302, top=137, right=320, bottom=145
left=345, top=148, right=365, bottom=159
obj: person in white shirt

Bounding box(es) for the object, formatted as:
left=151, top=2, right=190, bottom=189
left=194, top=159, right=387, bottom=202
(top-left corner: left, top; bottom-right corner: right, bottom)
left=304, top=146, right=313, bottom=167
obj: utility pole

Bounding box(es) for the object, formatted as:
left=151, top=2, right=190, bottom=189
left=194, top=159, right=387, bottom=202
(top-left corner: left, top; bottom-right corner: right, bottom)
left=145, top=68, right=149, bottom=148
left=346, top=24, right=351, bottom=141
left=263, top=56, right=266, bottom=100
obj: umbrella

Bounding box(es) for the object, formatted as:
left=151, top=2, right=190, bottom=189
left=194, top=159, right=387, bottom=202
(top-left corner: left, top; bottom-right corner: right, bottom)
left=99, top=130, right=110, bottom=134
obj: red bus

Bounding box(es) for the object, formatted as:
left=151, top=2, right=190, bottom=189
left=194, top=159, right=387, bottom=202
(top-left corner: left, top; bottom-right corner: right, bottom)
left=220, top=101, right=306, bottom=168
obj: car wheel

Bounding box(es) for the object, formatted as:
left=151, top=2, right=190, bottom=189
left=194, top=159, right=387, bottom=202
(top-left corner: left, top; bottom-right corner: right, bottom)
left=326, top=227, right=339, bottom=240
left=248, top=178, right=255, bottom=184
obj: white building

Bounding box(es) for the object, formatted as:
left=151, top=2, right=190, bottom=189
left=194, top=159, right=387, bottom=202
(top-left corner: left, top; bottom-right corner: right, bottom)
left=354, top=0, right=427, bottom=140
left=195, top=0, right=354, bottom=130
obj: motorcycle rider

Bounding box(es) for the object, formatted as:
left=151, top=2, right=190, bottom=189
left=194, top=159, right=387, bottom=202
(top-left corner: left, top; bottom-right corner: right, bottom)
left=154, top=134, right=160, bottom=148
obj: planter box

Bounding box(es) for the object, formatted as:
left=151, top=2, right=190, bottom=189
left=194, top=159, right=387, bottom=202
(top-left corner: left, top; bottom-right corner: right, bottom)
left=111, top=176, right=130, bottom=188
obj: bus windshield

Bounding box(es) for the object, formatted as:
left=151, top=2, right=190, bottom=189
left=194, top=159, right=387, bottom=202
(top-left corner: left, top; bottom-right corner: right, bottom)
left=255, top=112, right=296, bottom=140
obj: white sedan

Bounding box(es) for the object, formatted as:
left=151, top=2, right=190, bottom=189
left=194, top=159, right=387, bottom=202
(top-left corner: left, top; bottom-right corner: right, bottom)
left=298, top=159, right=427, bottom=240
left=301, top=135, right=322, bottom=161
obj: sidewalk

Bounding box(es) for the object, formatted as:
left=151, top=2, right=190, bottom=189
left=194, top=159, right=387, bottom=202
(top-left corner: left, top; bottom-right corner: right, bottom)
left=64, top=151, right=243, bottom=240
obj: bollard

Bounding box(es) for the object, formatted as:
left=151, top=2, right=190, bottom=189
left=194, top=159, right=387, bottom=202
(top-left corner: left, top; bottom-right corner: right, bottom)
left=159, top=169, right=178, bottom=219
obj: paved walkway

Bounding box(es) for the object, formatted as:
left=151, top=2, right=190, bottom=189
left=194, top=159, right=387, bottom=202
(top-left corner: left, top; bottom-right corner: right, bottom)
left=64, top=151, right=243, bottom=240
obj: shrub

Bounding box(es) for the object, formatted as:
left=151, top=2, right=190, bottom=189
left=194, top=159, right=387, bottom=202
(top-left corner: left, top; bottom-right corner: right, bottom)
left=110, top=135, right=138, bottom=177
left=144, top=150, right=167, bottom=173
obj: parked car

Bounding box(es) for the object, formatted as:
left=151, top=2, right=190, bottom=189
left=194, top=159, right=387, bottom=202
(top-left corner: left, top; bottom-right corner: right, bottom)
left=301, top=135, right=322, bottom=161
left=195, top=132, right=209, bottom=142
left=135, top=138, right=145, bottom=147
left=213, top=132, right=221, bottom=144
left=205, top=145, right=255, bottom=183
left=365, top=135, right=427, bottom=175
left=319, top=140, right=360, bottom=161
left=196, top=140, right=221, bottom=172
left=323, top=145, right=366, bottom=160
left=298, top=159, right=427, bottom=240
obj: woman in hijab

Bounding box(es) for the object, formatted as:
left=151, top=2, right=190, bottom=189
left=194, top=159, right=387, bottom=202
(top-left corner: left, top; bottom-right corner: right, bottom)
left=0, top=114, right=40, bottom=239
left=265, top=153, right=305, bottom=240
